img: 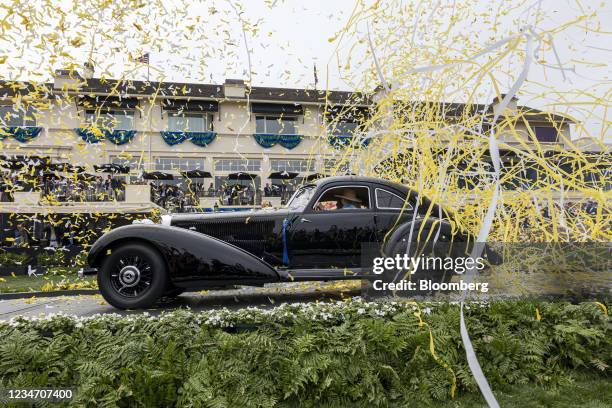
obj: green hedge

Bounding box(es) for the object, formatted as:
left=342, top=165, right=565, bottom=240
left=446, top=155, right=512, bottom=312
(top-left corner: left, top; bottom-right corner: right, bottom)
left=0, top=251, right=29, bottom=267
left=37, top=250, right=67, bottom=267
left=0, top=300, right=609, bottom=407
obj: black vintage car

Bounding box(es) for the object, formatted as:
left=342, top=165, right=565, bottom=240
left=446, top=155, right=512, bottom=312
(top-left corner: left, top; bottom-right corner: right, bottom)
left=86, top=176, right=482, bottom=309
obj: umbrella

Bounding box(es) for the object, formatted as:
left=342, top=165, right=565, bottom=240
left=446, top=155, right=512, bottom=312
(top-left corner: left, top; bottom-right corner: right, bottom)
left=304, top=173, right=327, bottom=182
left=94, top=163, right=130, bottom=173
left=0, top=159, right=25, bottom=170
left=47, top=163, right=85, bottom=173
left=227, top=172, right=257, bottom=181
left=181, top=170, right=212, bottom=178
left=268, top=171, right=299, bottom=180
left=143, top=171, right=174, bottom=180
left=76, top=173, right=97, bottom=181
left=0, top=155, right=52, bottom=169
left=42, top=172, right=63, bottom=180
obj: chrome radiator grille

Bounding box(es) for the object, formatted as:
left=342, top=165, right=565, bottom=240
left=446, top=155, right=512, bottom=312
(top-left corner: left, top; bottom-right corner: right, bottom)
left=172, top=218, right=277, bottom=255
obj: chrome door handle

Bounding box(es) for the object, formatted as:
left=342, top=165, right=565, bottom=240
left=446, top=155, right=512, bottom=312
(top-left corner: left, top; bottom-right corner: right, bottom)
left=300, top=218, right=311, bottom=223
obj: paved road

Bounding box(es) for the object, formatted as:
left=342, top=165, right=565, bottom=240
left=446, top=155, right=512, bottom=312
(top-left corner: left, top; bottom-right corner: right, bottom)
left=0, top=281, right=361, bottom=320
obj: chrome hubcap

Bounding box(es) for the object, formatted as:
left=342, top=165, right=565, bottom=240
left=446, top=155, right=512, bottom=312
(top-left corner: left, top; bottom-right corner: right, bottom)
left=110, top=255, right=153, bottom=298
left=118, top=265, right=140, bottom=287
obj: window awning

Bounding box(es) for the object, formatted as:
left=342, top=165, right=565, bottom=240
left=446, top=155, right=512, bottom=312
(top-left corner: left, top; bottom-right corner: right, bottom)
left=251, top=103, right=303, bottom=115
left=161, top=99, right=219, bottom=112
left=78, top=96, right=139, bottom=112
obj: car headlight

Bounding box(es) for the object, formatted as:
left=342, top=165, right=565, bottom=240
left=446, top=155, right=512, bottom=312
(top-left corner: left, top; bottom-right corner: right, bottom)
left=160, top=214, right=172, bottom=226
left=132, top=218, right=155, bottom=225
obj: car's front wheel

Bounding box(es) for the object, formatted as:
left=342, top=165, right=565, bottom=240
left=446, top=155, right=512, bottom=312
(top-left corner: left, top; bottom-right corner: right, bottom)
left=98, top=243, right=168, bottom=309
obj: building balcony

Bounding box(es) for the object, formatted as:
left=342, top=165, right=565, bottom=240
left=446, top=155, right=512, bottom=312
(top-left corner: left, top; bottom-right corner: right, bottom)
left=253, top=133, right=303, bottom=149
left=0, top=126, right=43, bottom=143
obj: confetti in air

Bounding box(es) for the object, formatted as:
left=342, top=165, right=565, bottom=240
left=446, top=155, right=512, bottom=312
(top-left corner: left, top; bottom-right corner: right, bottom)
left=0, top=0, right=609, bottom=401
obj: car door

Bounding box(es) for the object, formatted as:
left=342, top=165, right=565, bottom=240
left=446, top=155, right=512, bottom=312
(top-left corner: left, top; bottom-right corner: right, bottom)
left=287, top=183, right=377, bottom=269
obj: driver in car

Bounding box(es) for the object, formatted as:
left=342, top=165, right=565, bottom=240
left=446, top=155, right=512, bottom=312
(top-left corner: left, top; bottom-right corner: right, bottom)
left=334, top=190, right=363, bottom=209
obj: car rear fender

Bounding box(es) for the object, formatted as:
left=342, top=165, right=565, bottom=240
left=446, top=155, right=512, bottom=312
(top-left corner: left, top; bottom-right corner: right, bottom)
left=383, top=218, right=501, bottom=265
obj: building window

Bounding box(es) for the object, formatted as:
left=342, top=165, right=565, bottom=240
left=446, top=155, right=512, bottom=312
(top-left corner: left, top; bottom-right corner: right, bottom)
left=0, top=105, right=37, bottom=126
left=85, top=111, right=134, bottom=130
left=255, top=115, right=296, bottom=134
left=167, top=112, right=213, bottom=132
left=155, top=157, right=205, bottom=171
left=270, top=159, right=314, bottom=172
left=329, top=120, right=359, bottom=136
left=533, top=126, right=559, bottom=143
left=324, top=158, right=350, bottom=174
left=214, top=158, right=262, bottom=172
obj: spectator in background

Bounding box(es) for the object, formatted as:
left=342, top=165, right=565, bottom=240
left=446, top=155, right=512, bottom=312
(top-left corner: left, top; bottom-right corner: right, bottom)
left=222, top=186, right=231, bottom=205
left=104, top=175, right=112, bottom=199
left=245, top=185, right=254, bottom=205
left=14, top=222, right=30, bottom=247
left=160, top=184, right=168, bottom=208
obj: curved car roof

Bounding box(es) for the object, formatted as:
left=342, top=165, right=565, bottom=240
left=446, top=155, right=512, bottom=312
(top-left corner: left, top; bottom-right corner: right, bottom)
left=313, top=175, right=406, bottom=187
left=312, top=175, right=411, bottom=194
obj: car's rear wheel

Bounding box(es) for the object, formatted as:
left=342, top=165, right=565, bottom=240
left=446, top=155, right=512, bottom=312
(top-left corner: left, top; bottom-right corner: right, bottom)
left=384, top=228, right=455, bottom=295
left=98, top=243, right=168, bottom=309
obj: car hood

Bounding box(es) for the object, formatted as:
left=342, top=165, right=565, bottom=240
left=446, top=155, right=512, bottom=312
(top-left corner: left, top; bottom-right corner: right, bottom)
left=166, top=208, right=295, bottom=225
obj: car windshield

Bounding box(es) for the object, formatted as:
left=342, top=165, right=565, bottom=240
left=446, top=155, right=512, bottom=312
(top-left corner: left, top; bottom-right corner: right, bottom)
left=286, top=185, right=316, bottom=211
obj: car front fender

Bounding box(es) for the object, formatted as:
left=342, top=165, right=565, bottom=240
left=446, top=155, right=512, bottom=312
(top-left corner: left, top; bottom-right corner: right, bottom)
left=88, top=224, right=281, bottom=284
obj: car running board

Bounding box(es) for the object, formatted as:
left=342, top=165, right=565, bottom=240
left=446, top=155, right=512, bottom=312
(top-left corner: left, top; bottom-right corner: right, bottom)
left=278, top=267, right=370, bottom=281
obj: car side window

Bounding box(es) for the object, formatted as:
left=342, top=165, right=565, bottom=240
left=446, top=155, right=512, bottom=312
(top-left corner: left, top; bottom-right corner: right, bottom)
left=313, top=186, right=370, bottom=211
left=375, top=188, right=412, bottom=210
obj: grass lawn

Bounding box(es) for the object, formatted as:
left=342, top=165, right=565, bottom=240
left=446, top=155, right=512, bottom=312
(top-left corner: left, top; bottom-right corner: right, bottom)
left=441, top=373, right=611, bottom=408
left=0, top=268, right=97, bottom=293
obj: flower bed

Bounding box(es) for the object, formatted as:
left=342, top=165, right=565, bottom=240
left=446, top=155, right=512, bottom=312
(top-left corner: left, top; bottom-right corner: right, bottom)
left=0, top=300, right=609, bottom=407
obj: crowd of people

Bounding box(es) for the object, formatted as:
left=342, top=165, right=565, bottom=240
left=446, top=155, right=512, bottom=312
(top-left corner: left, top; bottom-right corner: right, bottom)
left=150, top=182, right=199, bottom=211
left=1, top=213, right=137, bottom=248
left=12, top=220, right=76, bottom=247
left=219, top=184, right=258, bottom=206
left=0, top=171, right=126, bottom=202
left=151, top=182, right=266, bottom=209
left=263, top=183, right=297, bottom=203
left=44, top=174, right=126, bottom=202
